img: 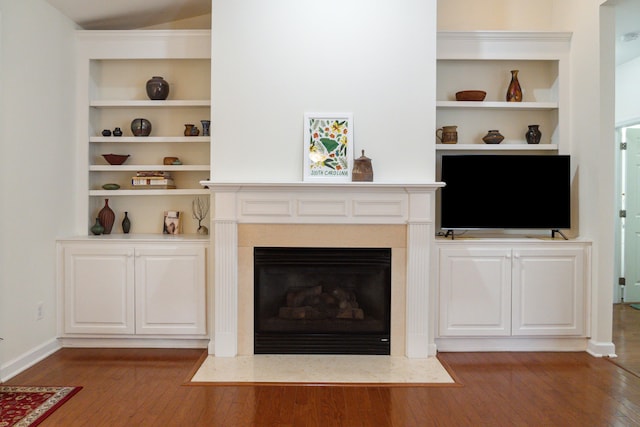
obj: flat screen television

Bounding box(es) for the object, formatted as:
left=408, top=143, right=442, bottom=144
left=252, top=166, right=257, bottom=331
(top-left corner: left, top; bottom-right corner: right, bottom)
left=440, top=154, right=571, bottom=233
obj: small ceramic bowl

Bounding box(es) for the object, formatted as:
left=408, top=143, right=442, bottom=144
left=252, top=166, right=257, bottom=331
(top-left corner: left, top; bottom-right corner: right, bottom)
left=455, top=90, right=487, bottom=101
left=102, top=154, right=130, bottom=165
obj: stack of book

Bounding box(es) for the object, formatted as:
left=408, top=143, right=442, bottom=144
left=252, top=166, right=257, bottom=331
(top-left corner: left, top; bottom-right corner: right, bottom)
left=131, top=171, right=175, bottom=189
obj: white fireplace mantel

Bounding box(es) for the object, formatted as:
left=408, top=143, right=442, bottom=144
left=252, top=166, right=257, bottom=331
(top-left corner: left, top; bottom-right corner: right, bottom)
left=202, top=181, right=444, bottom=358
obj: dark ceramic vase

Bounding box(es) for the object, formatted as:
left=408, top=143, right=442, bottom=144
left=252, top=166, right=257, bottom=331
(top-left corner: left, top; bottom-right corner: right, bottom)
left=525, top=125, right=542, bottom=144
left=122, top=212, right=131, bottom=234
left=506, top=70, right=522, bottom=102
left=98, top=199, right=115, bottom=234
left=146, top=76, right=170, bottom=100
left=113, top=127, right=123, bottom=137
left=184, top=124, right=194, bottom=136
left=482, top=130, right=504, bottom=144
left=201, top=120, right=211, bottom=136
left=131, top=118, right=152, bottom=137
left=90, top=218, right=104, bottom=235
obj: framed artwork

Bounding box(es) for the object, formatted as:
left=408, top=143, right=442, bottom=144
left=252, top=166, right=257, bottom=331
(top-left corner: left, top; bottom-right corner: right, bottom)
left=303, top=113, right=354, bottom=182
left=163, top=210, right=181, bottom=235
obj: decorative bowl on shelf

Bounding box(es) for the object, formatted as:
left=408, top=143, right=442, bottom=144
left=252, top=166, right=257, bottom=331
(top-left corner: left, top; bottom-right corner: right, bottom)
left=102, top=183, right=121, bottom=190
left=102, top=154, right=130, bottom=165
left=455, top=90, right=487, bottom=101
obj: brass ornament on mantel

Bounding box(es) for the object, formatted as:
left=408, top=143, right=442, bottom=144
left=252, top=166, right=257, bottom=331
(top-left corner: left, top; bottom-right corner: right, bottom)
left=352, top=150, right=373, bottom=182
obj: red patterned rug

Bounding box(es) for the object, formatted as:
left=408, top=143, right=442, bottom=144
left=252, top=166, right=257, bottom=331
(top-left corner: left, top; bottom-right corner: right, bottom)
left=0, top=386, right=82, bottom=426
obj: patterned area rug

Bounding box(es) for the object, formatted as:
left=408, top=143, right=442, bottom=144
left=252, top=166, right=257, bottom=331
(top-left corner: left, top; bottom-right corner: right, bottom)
left=0, top=386, right=82, bottom=427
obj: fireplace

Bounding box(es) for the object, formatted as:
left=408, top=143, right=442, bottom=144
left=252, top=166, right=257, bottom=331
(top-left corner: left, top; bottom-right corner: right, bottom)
left=203, top=182, right=443, bottom=357
left=254, top=247, right=391, bottom=355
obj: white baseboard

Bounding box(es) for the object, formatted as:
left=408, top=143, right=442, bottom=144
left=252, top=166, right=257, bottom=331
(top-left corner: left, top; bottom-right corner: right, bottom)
left=586, top=340, right=617, bottom=358
left=0, top=338, right=61, bottom=382
left=58, top=337, right=209, bottom=349
left=435, top=337, right=589, bottom=352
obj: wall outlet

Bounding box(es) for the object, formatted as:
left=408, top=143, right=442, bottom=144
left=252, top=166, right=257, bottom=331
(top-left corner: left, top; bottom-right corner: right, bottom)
left=36, top=302, right=44, bottom=321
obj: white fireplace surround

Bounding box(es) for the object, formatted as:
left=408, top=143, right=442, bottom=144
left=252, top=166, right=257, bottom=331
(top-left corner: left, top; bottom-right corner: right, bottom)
left=202, top=182, right=444, bottom=358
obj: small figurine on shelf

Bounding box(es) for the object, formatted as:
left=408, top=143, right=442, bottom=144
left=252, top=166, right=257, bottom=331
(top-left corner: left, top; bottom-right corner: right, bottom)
left=192, top=196, right=210, bottom=235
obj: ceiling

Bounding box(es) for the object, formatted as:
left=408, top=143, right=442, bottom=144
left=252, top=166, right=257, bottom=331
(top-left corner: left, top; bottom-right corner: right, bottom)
left=45, top=0, right=640, bottom=64
left=44, top=0, right=211, bottom=30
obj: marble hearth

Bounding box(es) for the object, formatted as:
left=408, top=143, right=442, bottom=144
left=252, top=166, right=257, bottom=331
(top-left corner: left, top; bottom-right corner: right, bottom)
left=202, top=182, right=443, bottom=358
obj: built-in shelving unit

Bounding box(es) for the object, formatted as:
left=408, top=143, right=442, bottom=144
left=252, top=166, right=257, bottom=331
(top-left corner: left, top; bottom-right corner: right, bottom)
left=59, top=30, right=212, bottom=347
left=436, top=31, right=571, bottom=152
left=75, top=30, right=212, bottom=235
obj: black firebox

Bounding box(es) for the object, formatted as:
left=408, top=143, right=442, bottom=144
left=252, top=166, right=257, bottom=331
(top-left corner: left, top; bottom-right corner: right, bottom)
left=254, top=247, right=391, bottom=355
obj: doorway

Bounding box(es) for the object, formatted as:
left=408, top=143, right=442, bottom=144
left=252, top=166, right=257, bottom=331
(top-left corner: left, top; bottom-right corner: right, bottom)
left=612, top=125, right=640, bottom=376
left=617, top=125, right=640, bottom=303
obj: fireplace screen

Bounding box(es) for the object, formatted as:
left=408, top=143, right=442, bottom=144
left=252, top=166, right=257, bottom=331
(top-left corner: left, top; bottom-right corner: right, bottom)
left=254, top=247, right=391, bottom=355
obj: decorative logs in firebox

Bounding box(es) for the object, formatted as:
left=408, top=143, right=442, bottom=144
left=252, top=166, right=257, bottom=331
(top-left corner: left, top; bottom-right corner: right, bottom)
left=278, top=284, right=364, bottom=320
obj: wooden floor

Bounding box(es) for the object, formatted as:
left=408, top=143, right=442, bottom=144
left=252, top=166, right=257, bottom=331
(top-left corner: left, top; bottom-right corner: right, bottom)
left=612, top=303, right=640, bottom=377
left=5, top=348, right=640, bottom=426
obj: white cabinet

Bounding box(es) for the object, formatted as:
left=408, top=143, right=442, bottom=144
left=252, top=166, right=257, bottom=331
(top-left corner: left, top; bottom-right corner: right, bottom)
left=76, top=30, right=211, bottom=235
left=511, top=247, right=586, bottom=336
left=437, top=240, right=590, bottom=339
left=438, top=246, right=512, bottom=336
left=58, top=238, right=207, bottom=340
left=62, top=245, right=135, bottom=335
left=134, top=245, right=206, bottom=335
left=436, top=31, right=571, bottom=153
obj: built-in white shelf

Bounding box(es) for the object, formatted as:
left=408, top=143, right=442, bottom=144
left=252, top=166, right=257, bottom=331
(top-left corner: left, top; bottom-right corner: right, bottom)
left=89, top=165, right=210, bottom=171
left=90, top=100, right=210, bottom=108
left=436, top=143, right=559, bottom=151
left=436, top=101, right=558, bottom=110
left=89, top=189, right=210, bottom=196
left=90, top=136, right=210, bottom=143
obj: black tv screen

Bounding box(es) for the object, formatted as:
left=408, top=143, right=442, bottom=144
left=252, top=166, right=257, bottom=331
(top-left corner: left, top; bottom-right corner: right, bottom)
left=440, top=154, right=571, bottom=230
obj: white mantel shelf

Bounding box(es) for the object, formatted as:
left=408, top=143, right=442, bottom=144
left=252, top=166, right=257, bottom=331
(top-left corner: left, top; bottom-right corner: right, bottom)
left=203, top=181, right=444, bottom=358
left=201, top=181, right=444, bottom=190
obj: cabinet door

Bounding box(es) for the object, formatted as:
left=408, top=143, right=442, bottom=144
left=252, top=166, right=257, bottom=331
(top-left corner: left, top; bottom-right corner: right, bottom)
left=63, top=245, right=135, bottom=334
left=438, top=247, right=512, bottom=336
left=135, top=245, right=206, bottom=335
left=512, top=247, right=586, bottom=336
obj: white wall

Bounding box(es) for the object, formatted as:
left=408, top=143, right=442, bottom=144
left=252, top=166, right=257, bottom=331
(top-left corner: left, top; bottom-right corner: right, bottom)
left=437, top=0, right=554, bottom=30
left=0, top=0, right=77, bottom=379
left=616, top=56, right=640, bottom=125
left=211, top=0, right=437, bottom=182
